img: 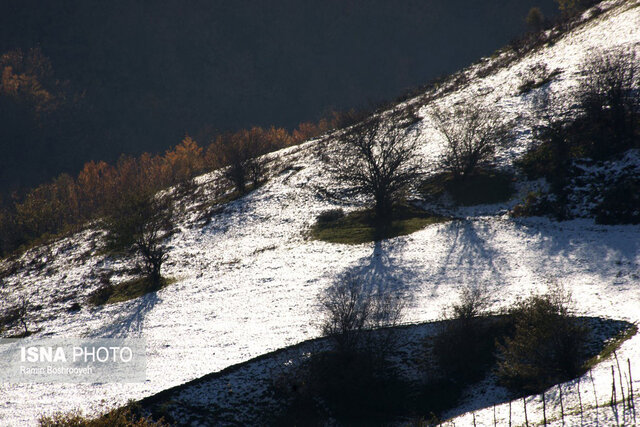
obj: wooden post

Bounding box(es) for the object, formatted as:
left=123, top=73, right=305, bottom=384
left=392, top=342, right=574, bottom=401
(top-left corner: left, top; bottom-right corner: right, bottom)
left=523, top=397, right=529, bottom=427
left=615, top=351, right=626, bottom=414
left=509, top=400, right=512, bottom=427
left=612, top=365, right=617, bottom=408
left=590, top=369, right=599, bottom=424
left=493, top=403, right=497, bottom=427
left=629, top=359, right=636, bottom=424
left=612, top=365, right=619, bottom=426
left=542, top=390, right=547, bottom=426
left=578, top=377, right=584, bottom=425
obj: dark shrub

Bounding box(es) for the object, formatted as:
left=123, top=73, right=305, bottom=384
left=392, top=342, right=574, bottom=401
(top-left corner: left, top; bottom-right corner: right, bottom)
left=271, top=349, right=410, bottom=424
left=310, top=351, right=408, bottom=422
left=517, top=62, right=561, bottom=95
left=0, top=304, right=22, bottom=331
left=421, top=168, right=515, bottom=206
left=556, top=0, right=599, bottom=17
left=496, top=289, right=589, bottom=394
left=67, top=302, right=82, bottom=313
left=525, top=7, right=545, bottom=32
left=574, top=47, right=640, bottom=160
left=212, top=129, right=270, bottom=194
left=511, top=191, right=566, bottom=219
left=515, top=141, right=556, bottom=181
left=594, top=176, right=640, bottom=225
left=517, top=48, right=639, bottom=199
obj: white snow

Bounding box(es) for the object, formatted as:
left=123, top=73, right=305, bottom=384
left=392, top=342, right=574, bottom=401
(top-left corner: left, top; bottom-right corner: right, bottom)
left=1, top=0, right=640, bottom=425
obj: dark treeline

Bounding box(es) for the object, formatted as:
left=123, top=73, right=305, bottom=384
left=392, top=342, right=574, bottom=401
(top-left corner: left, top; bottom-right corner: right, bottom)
left=0, top=0, right=559, bottom=192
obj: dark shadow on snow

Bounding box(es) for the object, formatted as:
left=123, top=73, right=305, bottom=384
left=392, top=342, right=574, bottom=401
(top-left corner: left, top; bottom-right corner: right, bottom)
left=88, top=291, right=160, bottom=338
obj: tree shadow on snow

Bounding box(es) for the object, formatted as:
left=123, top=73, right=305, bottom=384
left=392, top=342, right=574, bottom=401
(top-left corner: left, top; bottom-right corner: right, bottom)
left=335, top=239, right=421, bottom=303
left=510, top=217, right=640, bottom=281
left=88, top=291, right=160, bottom=338
left=425, top=219, right=508, bottom=297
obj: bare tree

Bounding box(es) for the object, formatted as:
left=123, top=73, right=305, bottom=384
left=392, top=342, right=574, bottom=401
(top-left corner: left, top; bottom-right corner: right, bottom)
left=449, top=284, right=491, bottom=320
left=104, top=193, right=174, bottom=287
left=430, top=103, right=512, bottom=180
left=134, top=198, right=173, bottom=287
left=321, top=116, right=422, bottom=220
left=318, top=274, right=404, bottom=356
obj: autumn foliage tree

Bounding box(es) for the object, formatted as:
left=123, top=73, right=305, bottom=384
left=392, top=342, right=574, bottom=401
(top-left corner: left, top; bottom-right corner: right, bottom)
left=163, top=136, right=204, bottom=185
left=0, top=102, right=363, bottom=257
left=0, top=48, right=89, bottom=192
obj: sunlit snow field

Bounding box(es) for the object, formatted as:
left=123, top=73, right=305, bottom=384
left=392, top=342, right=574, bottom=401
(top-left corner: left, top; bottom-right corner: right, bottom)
left=1, top=0, right=639, bottom=424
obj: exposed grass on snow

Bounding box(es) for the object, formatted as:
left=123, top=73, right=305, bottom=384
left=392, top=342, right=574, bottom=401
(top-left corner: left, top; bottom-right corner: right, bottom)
left=310, top=205, right=448, bottom=244
left=5, top=329, right=36, bottom=339
left=39, top=404, right=168, bottom=427
left=584, top=323, right=638, bottom=371
left=87, top=276, right=176, bottom=306
left=420, top=168, right=516, bottom=206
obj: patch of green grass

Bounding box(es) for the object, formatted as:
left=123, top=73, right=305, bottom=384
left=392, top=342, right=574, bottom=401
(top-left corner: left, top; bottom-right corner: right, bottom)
left=88, top=276, right=175, bottom=306
left=310, top=205, right=448, bottom=244
left=420, top=169, right=515, bottom=206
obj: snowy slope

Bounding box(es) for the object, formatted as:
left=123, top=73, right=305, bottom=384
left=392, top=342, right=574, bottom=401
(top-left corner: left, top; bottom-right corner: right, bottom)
left=1, top=0, right=640, bottom=425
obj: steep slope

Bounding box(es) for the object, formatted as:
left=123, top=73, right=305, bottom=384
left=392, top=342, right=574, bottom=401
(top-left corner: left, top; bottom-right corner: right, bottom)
left=0, top=0, right=639, bottom=425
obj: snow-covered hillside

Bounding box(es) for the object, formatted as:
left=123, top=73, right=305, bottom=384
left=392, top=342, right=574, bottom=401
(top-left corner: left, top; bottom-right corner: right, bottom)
left=1, top=0, right=639, bottom=425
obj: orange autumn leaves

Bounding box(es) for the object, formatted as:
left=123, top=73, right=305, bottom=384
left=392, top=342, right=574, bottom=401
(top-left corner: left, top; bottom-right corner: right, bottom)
left=1, top=113, right=355, bottom=255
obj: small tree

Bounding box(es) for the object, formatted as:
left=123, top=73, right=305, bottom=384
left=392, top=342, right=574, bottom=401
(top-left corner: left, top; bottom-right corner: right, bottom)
left=318, top=274, right=404, bottom=357
left=321, top=116, right=422, bottom=220
left=525, top=7, right=545, bottom=32
left=433, top=285, right=494, bottom=382
left=430, top=103, right=512, bottom=180
left=104, top=193, right=174, bottom=287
